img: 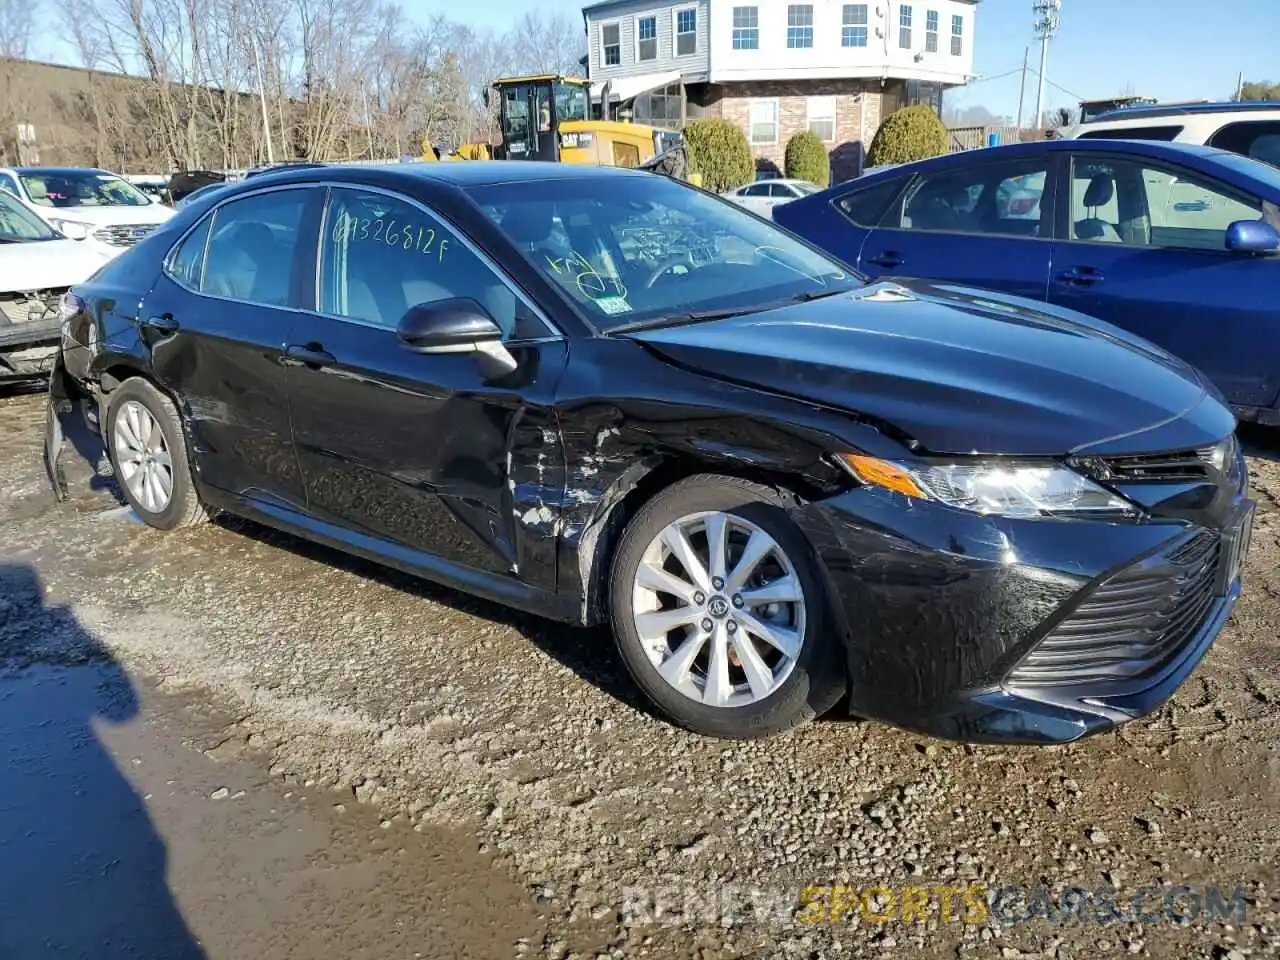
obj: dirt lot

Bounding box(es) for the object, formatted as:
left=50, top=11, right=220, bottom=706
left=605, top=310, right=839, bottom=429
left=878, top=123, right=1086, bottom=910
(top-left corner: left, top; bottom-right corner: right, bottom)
left=2, top=386, right=1279, bottom=960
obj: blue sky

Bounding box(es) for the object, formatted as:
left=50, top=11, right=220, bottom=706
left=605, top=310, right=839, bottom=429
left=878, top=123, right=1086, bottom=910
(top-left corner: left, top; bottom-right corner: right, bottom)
left=396, top=0, right=1279, bottom=119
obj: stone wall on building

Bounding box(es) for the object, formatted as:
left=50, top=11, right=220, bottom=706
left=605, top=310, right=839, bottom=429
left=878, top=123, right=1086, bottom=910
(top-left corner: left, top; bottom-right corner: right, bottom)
left=700, top=78, right=908, bottom=182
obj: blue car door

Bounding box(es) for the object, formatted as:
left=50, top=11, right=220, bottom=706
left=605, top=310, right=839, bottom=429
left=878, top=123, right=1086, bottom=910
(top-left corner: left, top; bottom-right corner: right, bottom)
left=853, top=154, right=1058, bottom=301
left=1048, top=151, right=1280, bottom=413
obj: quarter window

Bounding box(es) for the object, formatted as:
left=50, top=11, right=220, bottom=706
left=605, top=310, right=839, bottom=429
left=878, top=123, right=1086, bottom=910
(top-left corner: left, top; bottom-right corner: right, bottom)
left=899, top=4, right=912, bottom=48
left=950, top=14, right=963, bottom=55
left=925, top=10, right=938, bottom=52
left=602, top=23, right=621, bottom=66
left=637, top=16, right=658, bottom=60
left=201, top=189, right=309, bottom=306
left=1068, top=157, right=1263, bottom=251
left=320, top=188, right=539, bottom=341
left=732, top=6, right=759, bottom=49
left=837, top=179, right=907, bottom=227
left=676, top=8, right=697, bottom=56
left=807, top=96, right=836, bottom=143
left=749, top=99, right=778, bottom=145
left=841, top=4, right=868, bottom=46
left=787, top=4, right=813, bottom=48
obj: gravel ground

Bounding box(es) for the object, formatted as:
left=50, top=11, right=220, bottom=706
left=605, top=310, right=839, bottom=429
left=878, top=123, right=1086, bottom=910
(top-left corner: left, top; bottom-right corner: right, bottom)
left=3, top=386, right=1279, bottom=960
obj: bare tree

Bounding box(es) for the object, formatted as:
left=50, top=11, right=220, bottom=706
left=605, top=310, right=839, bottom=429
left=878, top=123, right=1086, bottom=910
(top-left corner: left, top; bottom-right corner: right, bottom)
left=0, top=0, right=39, bottom=163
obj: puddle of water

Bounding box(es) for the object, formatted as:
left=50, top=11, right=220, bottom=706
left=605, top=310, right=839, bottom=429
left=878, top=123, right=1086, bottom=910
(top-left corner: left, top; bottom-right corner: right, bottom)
left=0, top=662, right=550, bottom=960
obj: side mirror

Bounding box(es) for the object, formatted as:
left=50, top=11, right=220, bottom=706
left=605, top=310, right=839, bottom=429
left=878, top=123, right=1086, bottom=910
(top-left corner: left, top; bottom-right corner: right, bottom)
left=396, top=298, right=518, bottom=380
left=1225, top=219, right=1280, bottom=255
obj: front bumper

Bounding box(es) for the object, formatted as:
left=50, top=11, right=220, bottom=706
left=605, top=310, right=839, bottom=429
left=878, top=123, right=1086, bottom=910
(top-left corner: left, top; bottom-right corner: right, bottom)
left=796, top=474, right=1253, bottom=745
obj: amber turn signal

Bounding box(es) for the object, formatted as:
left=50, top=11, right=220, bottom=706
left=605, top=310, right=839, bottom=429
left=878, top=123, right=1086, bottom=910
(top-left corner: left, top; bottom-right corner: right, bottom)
left=836, top=454, right=929, bottom=499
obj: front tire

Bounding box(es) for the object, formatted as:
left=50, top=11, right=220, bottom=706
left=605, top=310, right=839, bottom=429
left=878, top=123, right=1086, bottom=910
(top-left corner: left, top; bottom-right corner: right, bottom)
left=104, top=377, right=208, bottom=530
left=609, top=475, right=845, bottom=739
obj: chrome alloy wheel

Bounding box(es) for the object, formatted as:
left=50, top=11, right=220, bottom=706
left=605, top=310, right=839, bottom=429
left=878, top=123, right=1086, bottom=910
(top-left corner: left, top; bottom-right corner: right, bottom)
left=112, top=400, right=174, bottom=513
left=631, top=510, right=807, bottom=707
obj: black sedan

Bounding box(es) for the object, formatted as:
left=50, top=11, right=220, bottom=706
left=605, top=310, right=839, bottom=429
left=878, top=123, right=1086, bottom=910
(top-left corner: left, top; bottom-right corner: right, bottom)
left=44, top=161, right=1254, bottom=744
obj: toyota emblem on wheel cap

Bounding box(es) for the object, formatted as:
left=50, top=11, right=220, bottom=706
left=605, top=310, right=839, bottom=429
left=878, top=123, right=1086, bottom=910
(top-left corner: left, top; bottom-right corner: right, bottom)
left=708, top=596, right=730, bottom=618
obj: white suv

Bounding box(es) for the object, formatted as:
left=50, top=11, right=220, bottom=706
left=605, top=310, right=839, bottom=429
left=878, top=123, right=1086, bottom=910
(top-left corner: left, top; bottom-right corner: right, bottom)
left=1065, top=102, right=1280, bottom=167
left=0, top=166, right=174, bottom=254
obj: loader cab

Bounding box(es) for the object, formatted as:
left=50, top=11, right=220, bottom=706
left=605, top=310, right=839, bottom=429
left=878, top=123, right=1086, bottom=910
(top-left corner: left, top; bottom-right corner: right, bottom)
left=491, top=75, right=590, bottom=162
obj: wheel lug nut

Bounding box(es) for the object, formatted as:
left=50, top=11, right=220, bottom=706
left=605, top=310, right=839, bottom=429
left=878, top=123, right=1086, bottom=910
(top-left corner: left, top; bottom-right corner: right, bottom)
left=732, top=594, right=744, bottom=608
left=701, top=618, right=714, bottom=632
left=726, top=620, right=737, bottom=633
left=693, top=591, right=705, bottom=605
left=712, top=577, right=724, bottom=590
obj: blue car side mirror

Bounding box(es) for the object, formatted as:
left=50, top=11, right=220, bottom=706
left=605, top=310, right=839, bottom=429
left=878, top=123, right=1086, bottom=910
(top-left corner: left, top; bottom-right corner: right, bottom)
left=1225, top=219, right=1280, bottom=255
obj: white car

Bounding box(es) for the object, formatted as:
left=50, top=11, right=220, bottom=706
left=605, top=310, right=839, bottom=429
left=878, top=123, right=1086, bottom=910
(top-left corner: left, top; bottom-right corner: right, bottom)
left=0, top=191, right=114, bottom=381
left=1065, top=102, right=1280, bottom=167
left=721, top=178, right=820, bottom=217
left=0, top=166, right=175, bottom=255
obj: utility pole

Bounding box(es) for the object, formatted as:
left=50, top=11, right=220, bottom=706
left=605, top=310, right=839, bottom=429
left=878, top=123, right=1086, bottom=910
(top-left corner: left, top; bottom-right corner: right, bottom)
left=251, top=34, right=275, bottom=164
left=1015, top=46, right=1029, bottom=129
left=1032, top=0, right=1061, bottom=128
left=1235, top=71, right=1245, bottom=101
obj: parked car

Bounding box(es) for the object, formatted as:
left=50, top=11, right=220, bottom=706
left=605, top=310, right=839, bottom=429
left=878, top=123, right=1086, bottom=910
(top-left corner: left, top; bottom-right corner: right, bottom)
left=0, top=167, right=175, bottom=252
left=0, top=191, right=113, bottom=382
left=722, top=178, right=819, bottom=217
left=46, top=162, right=1252, bottom=744
left=173, top=181, right=232, bottom=212
left=1066, top=101, right=1280, bottom=167
left=774, top=139, right=1280, bottom=425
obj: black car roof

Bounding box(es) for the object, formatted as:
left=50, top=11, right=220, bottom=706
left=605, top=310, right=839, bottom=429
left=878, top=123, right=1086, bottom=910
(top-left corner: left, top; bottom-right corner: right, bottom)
left=14, top=166, right=112, bottom=175
left=244, top=160, right=657, bottom=190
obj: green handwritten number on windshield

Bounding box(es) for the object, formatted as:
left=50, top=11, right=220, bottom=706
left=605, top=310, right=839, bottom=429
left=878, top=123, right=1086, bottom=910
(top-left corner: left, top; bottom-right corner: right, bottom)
left=420, top=229, right=435, bottom=256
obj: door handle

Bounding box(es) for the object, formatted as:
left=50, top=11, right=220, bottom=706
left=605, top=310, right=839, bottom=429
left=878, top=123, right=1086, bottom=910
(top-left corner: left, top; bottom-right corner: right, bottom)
left=867, top=251, right=904, bottom=269
left=1058, top=266, right=1105, bottom=286
left=282, top=343, right=337, bottom=368
left=140, top=313, right=179, bottom=333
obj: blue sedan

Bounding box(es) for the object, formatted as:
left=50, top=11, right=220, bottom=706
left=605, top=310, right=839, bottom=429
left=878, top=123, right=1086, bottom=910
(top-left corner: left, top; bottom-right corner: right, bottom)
left=774, top=140, right=1280, bottom=425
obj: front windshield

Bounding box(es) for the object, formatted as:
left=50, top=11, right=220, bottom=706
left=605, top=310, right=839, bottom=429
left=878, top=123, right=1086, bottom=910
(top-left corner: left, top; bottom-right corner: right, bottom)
left=555, top=82, right=589, bottom=123
left=0, top=191, right=59, bottom=241
left=469, top=175, right=858, bottom=331
left=793, top=182, right=820, bottom=195
left=19, top=170, right=152, bottom=208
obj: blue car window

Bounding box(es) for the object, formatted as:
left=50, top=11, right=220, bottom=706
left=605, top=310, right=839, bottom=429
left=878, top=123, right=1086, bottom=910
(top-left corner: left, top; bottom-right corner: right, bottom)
left=1069, top=157, right=1263, bottom=250
left=895, top=159, right=1049, bottom=237
left=836, top=178, right=905, bottom=227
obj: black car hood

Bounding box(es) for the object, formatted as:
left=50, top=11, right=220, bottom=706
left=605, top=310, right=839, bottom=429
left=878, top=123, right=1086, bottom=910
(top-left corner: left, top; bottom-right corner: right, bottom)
left=626, top=280, right=1234, bottom=456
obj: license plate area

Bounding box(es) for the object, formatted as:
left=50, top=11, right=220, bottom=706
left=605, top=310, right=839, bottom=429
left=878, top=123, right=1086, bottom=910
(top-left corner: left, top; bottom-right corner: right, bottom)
left=1215, top=502, right=1255, bottom=596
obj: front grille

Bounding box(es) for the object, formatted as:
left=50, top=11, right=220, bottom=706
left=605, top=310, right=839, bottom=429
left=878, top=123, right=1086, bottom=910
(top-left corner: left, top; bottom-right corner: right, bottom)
left=92, top=223, right=161, bottom=247
left=0, top=288, right=67, bottom=327
left=1074, top=436, right=1241, bottom=485
left=1008, top=531, right=1220, bottom=686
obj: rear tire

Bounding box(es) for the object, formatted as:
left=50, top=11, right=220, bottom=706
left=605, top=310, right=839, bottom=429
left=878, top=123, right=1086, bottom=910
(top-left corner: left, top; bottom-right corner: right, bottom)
left=609, top=475, right=845, bottom=739
left=104, top=377, right=208, bottom=530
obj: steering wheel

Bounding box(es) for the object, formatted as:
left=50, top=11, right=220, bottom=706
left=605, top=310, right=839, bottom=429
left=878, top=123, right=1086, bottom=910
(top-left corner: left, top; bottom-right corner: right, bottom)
left=645, top=255, right=696, bottom=289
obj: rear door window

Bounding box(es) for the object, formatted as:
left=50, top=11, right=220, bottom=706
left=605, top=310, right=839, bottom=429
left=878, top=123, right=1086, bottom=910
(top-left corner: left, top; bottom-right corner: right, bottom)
left=201, top=189, right=310, bottom=306
left=893, top=159, right=1050, bottom=237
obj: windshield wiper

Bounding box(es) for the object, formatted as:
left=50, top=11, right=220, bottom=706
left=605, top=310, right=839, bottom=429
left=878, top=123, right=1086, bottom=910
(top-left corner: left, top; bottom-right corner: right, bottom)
left=607, top=305, right=759, bottom=335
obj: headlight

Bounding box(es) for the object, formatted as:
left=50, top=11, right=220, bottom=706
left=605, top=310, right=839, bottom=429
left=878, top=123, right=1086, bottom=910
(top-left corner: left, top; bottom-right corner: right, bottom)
left=837, top=454, right=1138, bottom=519
left=48, top=218, right=94, bottom=240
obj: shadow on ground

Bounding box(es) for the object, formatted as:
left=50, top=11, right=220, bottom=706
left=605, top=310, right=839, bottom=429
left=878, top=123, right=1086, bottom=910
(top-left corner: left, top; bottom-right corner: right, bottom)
left=1239, top=422, right=1280, bottom=464
left=0, top=562, right=206, bottom=959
